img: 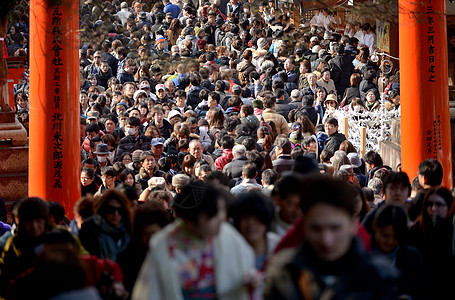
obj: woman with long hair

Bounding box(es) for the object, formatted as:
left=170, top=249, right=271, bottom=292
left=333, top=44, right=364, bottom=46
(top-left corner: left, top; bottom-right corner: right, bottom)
left=167, top=18, right=182, bottom=46
left=206, top=107, right=225, bottom=136
left=79, top=190, right=133, bottom=261
left=409, top=187, right=455, bottom=298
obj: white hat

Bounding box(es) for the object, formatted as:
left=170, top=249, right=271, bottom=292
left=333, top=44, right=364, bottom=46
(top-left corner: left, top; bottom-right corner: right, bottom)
left=312, top=45, right=322, bottom=53
left=168, top=109, right=182, bottom=120
left=133, top=90, right=148, bottom=101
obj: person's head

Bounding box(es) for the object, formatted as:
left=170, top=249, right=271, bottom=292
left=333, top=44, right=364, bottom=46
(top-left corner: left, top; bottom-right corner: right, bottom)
left=172, top=181, right=226, bottom=238
left=125, top=116, right=141, bottom=137
left=208, top=91, right=220, bottom=108
left=307, top=72, right=317, bottom=87
left=373, top=204, right=409, bottom=253
left=232, top=144, right=247, bottom=158
left=119, top=168, right=136, bottom=187
left=140, top=151, right=156, bottom=173
left=365, top=172, right=382, bottom=193
left=272, top=175, right=304, bottom=224
left=418, top=159, right=443, bottom=188
left=172, top=174, right=191, bottom=194
left=220, top=134, right=234, bottom=150
left=365, top=89, right=377, bottom=103
left=81, top=168, right=95, bottom=187
left=230, top=191, right=274, bottom=246
left=101, top=166, right=117, bottom=189
left=261, top=169, right=279, bottom=187
left=300, top=176, right=359, bottom=261
left=242, top=162, right=257, bottom=180
left=364, top=151, right=383, bottom=171
left=182, top=154, right=197, bottom=175
left=324, top=117, right=338, bottom=136
left=274, top=136, right=292, bottom=156
left=17, top=197, right=51, bottom=238
left=350, top=73, right=362, bottom=87
left=189, top=140, right=204, bottom=160
left=132, top=202, right=171, bottom=248
left=94, top=189, right=132, bottom=231
left=421, top=187, right=454, bottom=223
left=383, top=172, right=411, bottom=205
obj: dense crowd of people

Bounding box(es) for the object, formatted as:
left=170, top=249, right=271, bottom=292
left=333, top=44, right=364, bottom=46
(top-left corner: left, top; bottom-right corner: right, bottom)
left=1, top=0, right=454, bottom=299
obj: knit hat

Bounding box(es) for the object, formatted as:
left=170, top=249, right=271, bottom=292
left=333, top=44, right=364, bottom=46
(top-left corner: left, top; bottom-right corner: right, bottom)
left=194, top=27, right=203, bottom=37
left=133, top=90, right=148, bottom=101
left=312, top=45, right=322, bottom=53
left=347, top=152, right=362, bottom=168
left=172, top=174, right=190, bottom=189
left=257, top=38, right=268, bottom=50
left=196, top=39, right=207, bottom=49
left=132, top=150, right=143, bottom=163
left=156, top=35, right=165, bottom=45
left=148, top=177, right=166, bottom=190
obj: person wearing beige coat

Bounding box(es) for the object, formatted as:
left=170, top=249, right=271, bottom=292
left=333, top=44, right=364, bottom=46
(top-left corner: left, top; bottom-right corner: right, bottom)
left=261, top=95, right=290, bottom=136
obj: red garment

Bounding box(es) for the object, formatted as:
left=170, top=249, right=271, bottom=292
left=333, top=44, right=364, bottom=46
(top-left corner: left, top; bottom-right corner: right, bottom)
left=273, top=217, right=372, bottom=255
left=80, top=255, right=123, bottom=286
left=81, top=131, right=105, bottom=152
left=215, top=148, right=233, bottom=171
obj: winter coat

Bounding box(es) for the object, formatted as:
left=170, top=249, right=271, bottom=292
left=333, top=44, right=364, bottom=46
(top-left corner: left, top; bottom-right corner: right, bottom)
left=96, top=68, right=114, bottom=89
left=135, top=167, right=165, bottom=190
left=359, top=79, right=378, bottom=101
left=272, top=155, right=295, bottom=176
left=261, top=108, right=290, bottom=136
left=264, top=238, right=398, bottom=300
left=215, top=148, right=234, bottom=171
left=323, top=132, right=347, bottom=152
left=116, top=69, right=134, bottom=84
left=79, top=215, right=130, bottom=261
left=329, top=54, right=354, bottom=96
left=132, top=222, right=254, bottom=300
left=116, top=134, right=151, bottom=160
left=186, top=85, right=203, bottom=108
left=223, top=155, right=248, bottom=179
left=275, top=100, right=292, bottom=122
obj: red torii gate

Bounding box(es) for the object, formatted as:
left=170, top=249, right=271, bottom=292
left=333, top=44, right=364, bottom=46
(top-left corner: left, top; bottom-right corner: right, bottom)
left=26, top=0, right=453, bottom=217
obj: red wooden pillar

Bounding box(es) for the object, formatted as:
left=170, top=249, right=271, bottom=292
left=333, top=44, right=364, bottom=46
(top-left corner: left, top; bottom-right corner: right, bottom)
left=399, top=0, right=453, bottom=187
left=29, top=0, right=80, bottom=217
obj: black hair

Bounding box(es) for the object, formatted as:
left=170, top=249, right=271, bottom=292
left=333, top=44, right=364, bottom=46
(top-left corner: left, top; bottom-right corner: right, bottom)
left=272, top=174, right=304, bottom=199
left=172, top=181, right=221, bottom=222
left=383, top=171, right=411, bottom=196
left=324, top=117, right=338, bottom=127
left=246, top=150, right=264, bottom=170
left=242, top=162, right=257, bottom=179
left=300, top=176, right=359, bottom=216
left=230, top=190, right=274, bottom=230
left=86, top=123, right=99, bottom=133
left=127, top=116, right=141, bottom=127
left=223, top=117, right=240, bottom=132
left=364, top=151, right=383, bottom=167
left=418, top=159, right=443, bottom=186
left=242, top=136, right=256, bottom=151
left=220, top=134, right=234, bottom=149
left=374, top=204, right=409, bottom=246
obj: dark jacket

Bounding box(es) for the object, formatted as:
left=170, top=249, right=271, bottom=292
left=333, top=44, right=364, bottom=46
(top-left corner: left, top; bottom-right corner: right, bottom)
left=276, top=99, right=292, bottom=121
left=323, top=132, right=347, bottom=152
left=186, top=85, right=203, bottom=108
left=116, top=134, right=151, bottom=160
left=341, top=86, right=360, bottom=107
left=79, top=215, right=130, bottom=261
left=329, top=54, right=354, bottom=97
left=102, top=51, right=119, bottom=77
left=222, top=155, right=248, bottom=179
left=301, top=106, right=318, bottom=126
left=264, top=238, right=398, bottom=300
left=359, top=79, right=378, bottom=101
left=302, top=85, right=317, bottom=99
left=272, top=155, right=295, bottom=175
left=147, top=119, right=173, bottom=140
left=135, top=166, right=165, bottom=190
left=117, top=69, right=135, bottom=84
